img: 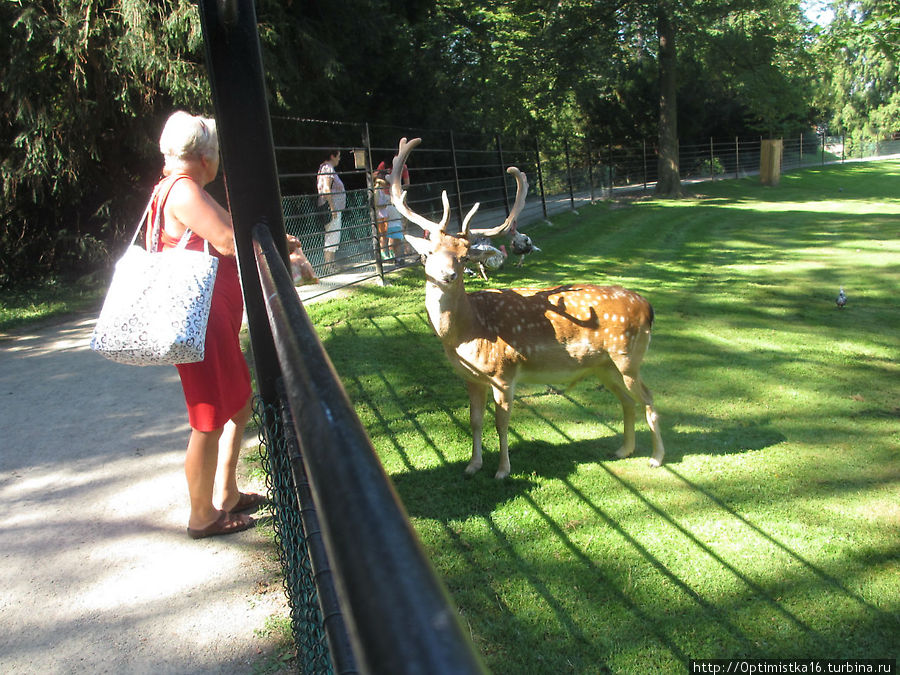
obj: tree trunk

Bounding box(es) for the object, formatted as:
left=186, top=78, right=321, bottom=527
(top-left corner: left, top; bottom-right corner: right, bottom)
left=655, top=1, right=682, bottom=198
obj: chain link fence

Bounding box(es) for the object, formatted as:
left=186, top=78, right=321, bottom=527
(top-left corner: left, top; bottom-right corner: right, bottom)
left=274, top=118, right=900, bottom=301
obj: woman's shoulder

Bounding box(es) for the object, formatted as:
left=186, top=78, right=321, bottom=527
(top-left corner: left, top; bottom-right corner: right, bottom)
left=165, top=175, right=205, bottom=204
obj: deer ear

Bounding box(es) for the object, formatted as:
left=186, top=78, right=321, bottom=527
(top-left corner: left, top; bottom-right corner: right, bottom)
left=405, top=234, right=434, bottom=257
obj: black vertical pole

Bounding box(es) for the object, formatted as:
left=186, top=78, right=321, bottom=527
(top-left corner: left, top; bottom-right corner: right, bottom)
left=709, top=137, right=715, bottom=181
left=642, top=139, right=648, bottom=192
left=735, top=136, right=740, bottom=179
left=587, top=137, right=595, bottom=203
left=534, top=137, right=548, bottom=220
left=564, top=136, right=575, bottom=210
left=196, top=0, right=287, bottom=405
left=607, top=139, right=613, bottom=198
left=364, top=123, right=386, bottom=281
left=821, top=133, right=825, bottom=166
left=449, top=130, right=464, bottom=232
left=497, top=134, right=510, bottom=216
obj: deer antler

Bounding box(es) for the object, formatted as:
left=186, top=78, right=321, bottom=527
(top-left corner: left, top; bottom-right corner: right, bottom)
left=463, top=167, right=529, bottom=240
left=390, top=138, right=450, bottom=236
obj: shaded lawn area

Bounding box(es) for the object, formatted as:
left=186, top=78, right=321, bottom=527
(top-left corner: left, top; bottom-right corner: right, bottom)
left=309, top=161, right=899, bottom=673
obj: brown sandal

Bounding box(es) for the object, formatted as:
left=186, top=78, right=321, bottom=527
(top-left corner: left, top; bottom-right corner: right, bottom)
left=227, top=492, right=268, bottom=514
left=187, top=511, right=254, bottom=540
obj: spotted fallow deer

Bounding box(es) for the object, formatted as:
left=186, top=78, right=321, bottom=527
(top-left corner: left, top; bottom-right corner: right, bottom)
left=390, top=138, right=664, bottom=479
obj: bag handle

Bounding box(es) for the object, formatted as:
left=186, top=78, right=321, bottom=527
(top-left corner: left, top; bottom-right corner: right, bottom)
left=129, top=176, right=210, bottom=255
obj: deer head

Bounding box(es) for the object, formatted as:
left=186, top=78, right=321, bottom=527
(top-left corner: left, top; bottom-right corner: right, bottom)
left=389, top=137, right=529, bottom=286
left=389, top=137, right=664, bottom=479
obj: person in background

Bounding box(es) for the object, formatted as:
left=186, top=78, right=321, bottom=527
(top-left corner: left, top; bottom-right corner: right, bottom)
left=373, top=172, right=405, bottom=262
left=376, top=158, right=409, bottom=189
left=153, top=110, right=266, bottom=539
left=287, top=234, right=318, bottom=285
left=317, top=149, right=346, bottom=265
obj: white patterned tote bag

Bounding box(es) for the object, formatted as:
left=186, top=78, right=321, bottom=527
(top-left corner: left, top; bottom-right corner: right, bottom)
left=90, top=190, right=219, bottom=366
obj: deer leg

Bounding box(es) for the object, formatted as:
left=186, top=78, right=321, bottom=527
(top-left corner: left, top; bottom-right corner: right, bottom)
left=599, top=372, right=638, bottom=460
left=622, top=375, right=665, bottom=467
left=465, top=381, right=489, bottom=476
left=639, top=381, right=665, bottom=467
left=492, top=385, right=515, bottom=480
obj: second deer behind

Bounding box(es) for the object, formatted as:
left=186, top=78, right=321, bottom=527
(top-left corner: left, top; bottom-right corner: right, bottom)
left=390, top=138, right=665, bottom=479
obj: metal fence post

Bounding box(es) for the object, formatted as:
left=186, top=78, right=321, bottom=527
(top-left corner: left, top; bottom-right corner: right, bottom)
left=642, top=139, right=648, bottom=191
left=710, top=137, right=715, bottom=181
left=364, top=122, right=386, bottom=282
left=497, top=134, right=510, bottom=216
left=534, top=138, right=548, bottom=220
left=607, top=139, right=613, bottom=198
left=449, top=130, right=464, bottom=231
left=564, top=136, right=575, bottom=210
left=821, top=133, right=825, bottom=166
left=196, top=0, right=287, bottom=405
left=735, top=136, right=739, bottom=179
left=587, top=137, right=595, bottom=203
left=799, top=133, right=803, bottom=168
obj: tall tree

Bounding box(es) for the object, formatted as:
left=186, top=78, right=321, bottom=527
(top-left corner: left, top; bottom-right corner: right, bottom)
left=656, top=1, right=682, bottom=196
left=818, top=0, right=900, bottom=149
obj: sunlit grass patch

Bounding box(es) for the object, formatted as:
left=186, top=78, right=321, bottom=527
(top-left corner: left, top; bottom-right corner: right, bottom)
left=308, top=161, right=900, bottom=672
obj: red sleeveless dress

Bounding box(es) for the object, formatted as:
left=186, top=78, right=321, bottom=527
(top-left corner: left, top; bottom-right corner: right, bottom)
left=147, top=175, right=252, bottom=432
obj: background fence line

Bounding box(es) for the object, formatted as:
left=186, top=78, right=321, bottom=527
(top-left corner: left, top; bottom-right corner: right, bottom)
left=276, top=121, right=900, bottom=302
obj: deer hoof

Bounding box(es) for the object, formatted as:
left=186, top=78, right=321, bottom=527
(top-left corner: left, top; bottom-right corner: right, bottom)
left=614, top=445, right=634, bottom=460
left=464, top=461, right=482, bottom=476
left=648, top=457, right=662, bottom=468
left=494, top=469, right=509, bottom=480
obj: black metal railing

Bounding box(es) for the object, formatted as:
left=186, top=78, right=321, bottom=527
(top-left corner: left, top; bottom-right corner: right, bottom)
left=253, top=224, right=487, bottom=674
left=198, top=2, right=488, bottom=672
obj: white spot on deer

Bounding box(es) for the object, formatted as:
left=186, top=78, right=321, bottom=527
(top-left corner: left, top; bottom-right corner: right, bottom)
left=604, top=312, right=609, bottom=320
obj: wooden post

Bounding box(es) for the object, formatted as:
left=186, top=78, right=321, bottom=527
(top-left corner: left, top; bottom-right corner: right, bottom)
left=760, top=139, right=783, bottom=186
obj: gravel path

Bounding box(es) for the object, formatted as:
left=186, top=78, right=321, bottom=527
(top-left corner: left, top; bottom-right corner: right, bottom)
left=0, top=315, right=289, bottom=673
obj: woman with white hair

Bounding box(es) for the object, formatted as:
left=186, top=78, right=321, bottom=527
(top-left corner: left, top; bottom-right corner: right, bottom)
left=150, top=110, right=263, bottom=539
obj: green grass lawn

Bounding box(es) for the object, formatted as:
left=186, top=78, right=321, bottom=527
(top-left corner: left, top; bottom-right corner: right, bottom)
left=305, top=161, right=899, bottom=673
left=0, top=278, right=105, bottom=333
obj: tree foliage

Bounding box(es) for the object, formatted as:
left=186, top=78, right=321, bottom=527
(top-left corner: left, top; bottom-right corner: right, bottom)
left=816, top=0, right=900, bottom=152
left=1, top=0, right=208, bottom=285
left=0, top=0, right=876, bottom=285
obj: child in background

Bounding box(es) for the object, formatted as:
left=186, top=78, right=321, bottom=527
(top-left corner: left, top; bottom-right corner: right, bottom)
left=286, top=234, right=318, bottom=285
left=373, top=174, right=405, bottom=263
